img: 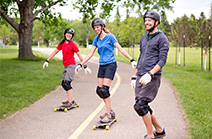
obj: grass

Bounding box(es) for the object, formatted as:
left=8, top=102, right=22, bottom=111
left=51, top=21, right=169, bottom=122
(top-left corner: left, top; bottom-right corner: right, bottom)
left=0, top=46, right=63, bottom=120
left=0, top=45, right=212, bottom=138
left=162, top=47, right=212, bottom=139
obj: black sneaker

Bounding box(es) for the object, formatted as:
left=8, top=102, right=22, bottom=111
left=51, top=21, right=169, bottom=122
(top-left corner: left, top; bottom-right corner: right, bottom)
left=154, top=128, right=166, bottom=138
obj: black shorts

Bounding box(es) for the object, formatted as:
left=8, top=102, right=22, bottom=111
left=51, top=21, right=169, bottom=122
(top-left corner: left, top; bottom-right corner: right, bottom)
left=97, top=62, right=117, bottom=80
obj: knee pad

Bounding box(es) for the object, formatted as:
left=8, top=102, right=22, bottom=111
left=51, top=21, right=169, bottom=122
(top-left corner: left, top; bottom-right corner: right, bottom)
left=61, top=80, right=72, bottom=91
left=96, top=85, right=110, bottom=99
left=134, top=100, right=150, bottom=116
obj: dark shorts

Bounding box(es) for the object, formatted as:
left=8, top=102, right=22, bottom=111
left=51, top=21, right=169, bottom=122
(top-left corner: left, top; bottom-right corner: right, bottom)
left=135, top=75, right=161, bottom=102
left=97, top=62, right=117, bottom=80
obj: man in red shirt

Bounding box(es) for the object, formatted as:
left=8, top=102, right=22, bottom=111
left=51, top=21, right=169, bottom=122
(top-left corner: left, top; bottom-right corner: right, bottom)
left=43, top=28, right=91, bottom=107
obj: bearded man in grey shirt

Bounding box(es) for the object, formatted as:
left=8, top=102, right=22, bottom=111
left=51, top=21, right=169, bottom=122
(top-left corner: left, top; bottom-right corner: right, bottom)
left=131, top=10, right=169, bottom=139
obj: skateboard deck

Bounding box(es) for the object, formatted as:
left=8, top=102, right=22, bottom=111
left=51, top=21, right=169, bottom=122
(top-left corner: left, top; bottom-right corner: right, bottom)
left=93, top=118, right=117, bottom=130
left=54, top=103, right=79, bottom=112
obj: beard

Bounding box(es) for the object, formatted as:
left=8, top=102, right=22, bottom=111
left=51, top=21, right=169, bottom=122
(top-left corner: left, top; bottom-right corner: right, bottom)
left=146, top=23, right=156, bottom=33
left=146, top=26, right=154, bottom=32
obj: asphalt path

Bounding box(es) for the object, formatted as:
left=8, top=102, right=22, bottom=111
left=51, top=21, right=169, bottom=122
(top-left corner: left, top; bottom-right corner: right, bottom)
left=0, top=48, right=188, bottom=139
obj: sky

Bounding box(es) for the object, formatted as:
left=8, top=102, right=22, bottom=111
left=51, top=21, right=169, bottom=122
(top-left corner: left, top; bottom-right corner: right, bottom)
left=53, top=0, right=211, bottom=23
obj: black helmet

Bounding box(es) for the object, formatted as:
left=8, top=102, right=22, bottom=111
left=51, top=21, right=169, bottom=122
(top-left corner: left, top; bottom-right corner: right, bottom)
left=64, top=28, right=75, bottom=38
left=143, top=10, right=160, bottom=24
left=91, top=18, right=106, bottom=29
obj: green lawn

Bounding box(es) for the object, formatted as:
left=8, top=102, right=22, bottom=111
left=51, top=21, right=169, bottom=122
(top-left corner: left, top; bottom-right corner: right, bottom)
left=0, top=45, right=212, bottom=138
left=0, top=47, right=63, bottom=120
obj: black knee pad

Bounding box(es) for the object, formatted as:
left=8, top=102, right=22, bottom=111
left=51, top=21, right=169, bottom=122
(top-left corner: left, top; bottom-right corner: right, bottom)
left=61, top=80, right=72, bottom=91
left=96, top=86, right=102, bottom=97
left=96, top=85, right=110, bottom=99
left=134, top=100, right=150, bottom=116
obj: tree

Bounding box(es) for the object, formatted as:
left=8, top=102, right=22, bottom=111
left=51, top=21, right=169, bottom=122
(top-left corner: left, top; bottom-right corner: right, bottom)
left=159, top=13, right=171, bottom=37
left=33, top=20, right=44, bottom=47
left=0, top=24, right=10, bottom=46
left=1, top=0, right=175, bottom=59
left=0, top=0, right=66, bottom=58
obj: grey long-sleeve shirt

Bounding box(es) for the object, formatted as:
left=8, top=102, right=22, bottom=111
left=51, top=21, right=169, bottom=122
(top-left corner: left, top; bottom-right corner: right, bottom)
left=136, top=30, right=169, bottom=76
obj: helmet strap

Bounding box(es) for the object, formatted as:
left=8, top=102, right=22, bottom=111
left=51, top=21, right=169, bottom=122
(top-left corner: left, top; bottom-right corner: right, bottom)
left=148, top=20, right=157, bottom=33
left=97, top=25, right=104, bottom=42
left=64, top=35, right=73, bottom=43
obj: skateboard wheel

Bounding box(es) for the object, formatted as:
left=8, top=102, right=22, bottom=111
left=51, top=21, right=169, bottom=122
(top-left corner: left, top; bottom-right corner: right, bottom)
left=105, top=125, right=109, bottom=130
left=77, top=104, right=80, bottom=107
left=115, top=118, right=117, bottom=122
left=93, top=125, right=96, bottom=130
left=54, top=108, right=57, bottom=112
left=64, top=108, right=68, bottom=112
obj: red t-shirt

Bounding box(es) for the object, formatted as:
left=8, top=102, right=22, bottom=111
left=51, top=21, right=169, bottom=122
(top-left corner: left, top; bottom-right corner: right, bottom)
left=56, top=40, right=79, bottom=66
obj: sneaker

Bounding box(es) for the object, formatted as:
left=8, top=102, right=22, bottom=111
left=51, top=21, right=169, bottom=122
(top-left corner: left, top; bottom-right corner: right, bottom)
left=100, top=113, right=112, bottom=123
left=100, top=113, right=107, bottom=119
left=154, top=129, right=166, bottom=138
left=71, top=100, right=78, bottom=106
left=62, top=100, right=70, bottom=104
left=61, top=101, right=72, bottom=107
left=110, top=110, right=116, bottom=119
left=100, top=110, right=116, bottom=119
left=144, top=135, right=154, bottom=139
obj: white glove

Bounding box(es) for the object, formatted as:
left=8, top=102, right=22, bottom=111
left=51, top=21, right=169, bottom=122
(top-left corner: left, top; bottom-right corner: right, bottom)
left=43, top=60, right=49, bottom=69
left=84, top=67, right=92, bottom=74
left=130, top=59, right=137, bottom=69
left=75, top=64, right=83, bottom=74
left=131, top=75, right=137, bottom=89
left=139, top=72, right=152, bottom=85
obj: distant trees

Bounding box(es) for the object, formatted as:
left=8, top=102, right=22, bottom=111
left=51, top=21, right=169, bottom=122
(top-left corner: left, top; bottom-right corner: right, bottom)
left=169, top=7, right=212, bottom=49
left=0, top=0, right=175, bottom=59
left=1, top=2, right=211, bottom=53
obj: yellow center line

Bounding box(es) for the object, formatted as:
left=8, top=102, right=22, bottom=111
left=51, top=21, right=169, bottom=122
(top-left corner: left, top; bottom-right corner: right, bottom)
left=68, top=72, right=121, bottom=139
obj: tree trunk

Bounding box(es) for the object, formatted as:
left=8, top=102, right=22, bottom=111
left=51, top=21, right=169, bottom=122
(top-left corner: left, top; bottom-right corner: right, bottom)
left=18, top=0, right=35, bottom=59
left=45, top=39, right=49, bottom=47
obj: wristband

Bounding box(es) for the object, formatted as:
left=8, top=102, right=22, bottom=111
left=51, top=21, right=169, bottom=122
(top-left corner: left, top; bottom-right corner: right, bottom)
left=46, top=60, right=49, bottom=62
left=131, top=76, right=136, bottom=80
left=148, top=71, right=153, bottom=77
left=78, top=64, right=82, bottom=67
left=83, top=65, right=87, bottom=69
left=130, top=59, right=135, bottom=62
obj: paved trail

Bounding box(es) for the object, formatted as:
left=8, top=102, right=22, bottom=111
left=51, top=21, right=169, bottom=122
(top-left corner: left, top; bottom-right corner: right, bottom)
left=0, top=48, right=188, bottom=139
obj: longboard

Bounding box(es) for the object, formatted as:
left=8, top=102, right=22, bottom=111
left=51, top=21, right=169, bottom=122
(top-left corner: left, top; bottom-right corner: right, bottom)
left=54, top=103, right=79, bottom=112
left=93, top=118, right=117, bottom=130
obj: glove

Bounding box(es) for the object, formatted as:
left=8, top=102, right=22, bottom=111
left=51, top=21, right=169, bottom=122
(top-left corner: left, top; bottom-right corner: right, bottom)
left=131, top=75, right=137, bottom=89
left=75, top=64, right=83, bottom=74
left=139, top=72, right=152, bottom=85
left=130, top=59, right=137, bottom=69
left=83, top=65, right=92, bottom=74
left=43, top=60, right=49, bottom=69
